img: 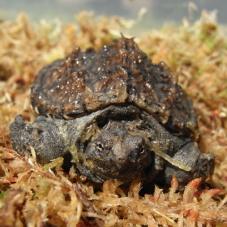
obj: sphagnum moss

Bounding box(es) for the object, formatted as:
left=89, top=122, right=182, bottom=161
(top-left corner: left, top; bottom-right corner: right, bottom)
left=0, top=12, right=227, bottom=226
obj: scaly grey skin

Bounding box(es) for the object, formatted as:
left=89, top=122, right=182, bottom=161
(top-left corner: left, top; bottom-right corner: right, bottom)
left=164, top=142, right=214, bottom=186
left=10, top=105, right=214, bottom=185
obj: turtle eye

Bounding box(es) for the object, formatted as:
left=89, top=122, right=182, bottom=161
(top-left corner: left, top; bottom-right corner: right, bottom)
left=139, top=147, right=145, bottom=155
left=96, top=142, right=104, bottom=152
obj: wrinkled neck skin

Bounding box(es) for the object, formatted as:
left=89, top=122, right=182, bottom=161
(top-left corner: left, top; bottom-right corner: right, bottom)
left=10, top=105, right=214, bottom=186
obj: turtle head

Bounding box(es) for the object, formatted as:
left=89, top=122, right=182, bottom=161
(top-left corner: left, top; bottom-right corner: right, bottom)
left=77, top=120, right=153, bottom=183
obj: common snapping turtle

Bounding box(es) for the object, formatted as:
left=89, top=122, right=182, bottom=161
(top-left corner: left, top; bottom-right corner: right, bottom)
left=10, top=37, right=214, bottom=186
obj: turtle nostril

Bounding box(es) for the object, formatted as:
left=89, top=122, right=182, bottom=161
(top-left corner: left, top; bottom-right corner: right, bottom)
left=137, top=145, right=147, bottom=156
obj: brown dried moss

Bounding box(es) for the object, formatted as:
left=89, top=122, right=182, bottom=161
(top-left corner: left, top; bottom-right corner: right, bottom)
left=0, top=11, right=227, bottom=226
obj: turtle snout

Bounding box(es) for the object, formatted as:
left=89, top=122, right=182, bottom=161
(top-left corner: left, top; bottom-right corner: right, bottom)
left=111, top=135, right=149, bottom=165
left=123, top=136, right=148, bottom=164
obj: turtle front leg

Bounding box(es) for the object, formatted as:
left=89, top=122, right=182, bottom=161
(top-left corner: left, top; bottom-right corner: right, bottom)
left=10, top=115, right=67, bottom=164
left=163, top=142, right=214, bottom=186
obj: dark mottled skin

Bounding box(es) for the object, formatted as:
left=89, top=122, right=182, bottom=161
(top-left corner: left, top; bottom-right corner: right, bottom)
left=10, top=37, right=214, bottom=186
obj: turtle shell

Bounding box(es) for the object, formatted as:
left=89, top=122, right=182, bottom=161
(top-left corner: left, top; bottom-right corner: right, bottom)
left=31, top=37, right=197, bottom=137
